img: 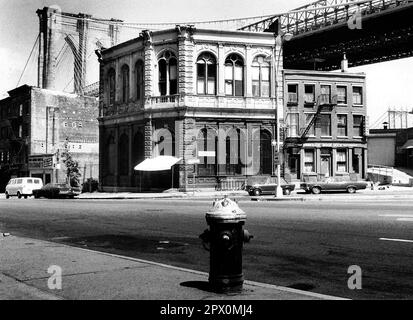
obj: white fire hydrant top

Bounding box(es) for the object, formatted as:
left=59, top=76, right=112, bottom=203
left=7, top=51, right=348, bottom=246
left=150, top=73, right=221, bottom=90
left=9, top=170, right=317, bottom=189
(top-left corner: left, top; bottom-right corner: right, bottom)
left=206, top=197, right=246, bottom=222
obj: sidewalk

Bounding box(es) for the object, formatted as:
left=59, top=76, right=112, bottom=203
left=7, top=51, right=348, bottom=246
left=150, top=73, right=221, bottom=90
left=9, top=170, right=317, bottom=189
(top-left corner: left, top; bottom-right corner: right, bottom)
left=1, top=185, right=412, bottom=201
left=253, top=185, right=413, bottom=202
left=0, top=235, right=344, bottom=300
left=76, top=190, right=248, bottom=200
left=77, top=185, right=413, bottom=201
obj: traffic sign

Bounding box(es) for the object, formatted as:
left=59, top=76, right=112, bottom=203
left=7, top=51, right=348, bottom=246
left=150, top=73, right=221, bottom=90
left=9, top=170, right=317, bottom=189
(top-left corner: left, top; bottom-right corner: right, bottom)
left=274, top=152, right=282, bottom=165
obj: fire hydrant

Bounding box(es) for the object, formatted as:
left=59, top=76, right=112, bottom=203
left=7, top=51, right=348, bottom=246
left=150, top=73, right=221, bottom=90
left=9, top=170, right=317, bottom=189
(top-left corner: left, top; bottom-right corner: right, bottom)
left=199, top=197, right=253, bottom=293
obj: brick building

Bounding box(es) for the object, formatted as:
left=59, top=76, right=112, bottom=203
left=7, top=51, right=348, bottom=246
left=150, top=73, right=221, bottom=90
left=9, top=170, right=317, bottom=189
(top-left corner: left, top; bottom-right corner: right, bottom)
left=283, top=69, right=368, bottom=181
left=0, top=85, right=99, bottom=191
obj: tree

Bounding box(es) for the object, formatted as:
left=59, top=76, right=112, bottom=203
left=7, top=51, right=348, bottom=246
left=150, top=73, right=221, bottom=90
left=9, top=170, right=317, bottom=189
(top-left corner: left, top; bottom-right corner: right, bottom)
left=61, top=139, right=81, bottom=187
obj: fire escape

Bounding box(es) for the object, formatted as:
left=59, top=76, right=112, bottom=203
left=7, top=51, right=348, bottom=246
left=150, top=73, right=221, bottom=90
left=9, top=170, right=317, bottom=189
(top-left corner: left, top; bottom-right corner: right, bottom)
left=286, top=94, right=337, bottom=147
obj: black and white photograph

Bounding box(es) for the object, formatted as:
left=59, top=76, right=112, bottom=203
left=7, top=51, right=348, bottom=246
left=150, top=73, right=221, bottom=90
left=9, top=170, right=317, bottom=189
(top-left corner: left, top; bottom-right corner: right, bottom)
left=1, top=0, right=413, bottom=313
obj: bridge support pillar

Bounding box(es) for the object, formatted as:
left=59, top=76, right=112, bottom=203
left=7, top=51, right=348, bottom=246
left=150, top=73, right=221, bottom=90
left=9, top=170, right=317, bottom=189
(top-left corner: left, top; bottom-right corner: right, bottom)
left=37, top=7, right=60, bottom=90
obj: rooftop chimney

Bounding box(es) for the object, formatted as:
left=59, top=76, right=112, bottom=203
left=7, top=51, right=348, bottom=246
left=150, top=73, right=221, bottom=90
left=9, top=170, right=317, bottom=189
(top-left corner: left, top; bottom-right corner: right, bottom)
left=341, top=53, right=348, bottom=72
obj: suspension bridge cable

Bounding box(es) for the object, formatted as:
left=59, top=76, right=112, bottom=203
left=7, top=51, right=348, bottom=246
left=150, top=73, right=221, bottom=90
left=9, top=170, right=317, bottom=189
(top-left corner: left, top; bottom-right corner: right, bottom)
left=63, top=77, right=74, bottom=92
left=370, top=110, right=389, bottom=129
left=16, top=33, right=40, bottom=87
left=53, top=0, right=402, bottom=29
left=54, top=11, right=277, bottom=27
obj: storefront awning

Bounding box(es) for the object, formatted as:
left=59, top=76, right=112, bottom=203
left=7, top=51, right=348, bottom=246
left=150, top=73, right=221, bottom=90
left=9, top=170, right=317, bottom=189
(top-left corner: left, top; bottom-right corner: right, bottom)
left=401, top=139, right=413, bottom=149
left=134, top=156, right=181, bottom=171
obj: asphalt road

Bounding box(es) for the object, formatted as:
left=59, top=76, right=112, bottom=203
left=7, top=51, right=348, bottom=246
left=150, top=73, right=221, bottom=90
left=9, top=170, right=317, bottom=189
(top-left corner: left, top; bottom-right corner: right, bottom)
left=1, top=197, right=413, bottom=299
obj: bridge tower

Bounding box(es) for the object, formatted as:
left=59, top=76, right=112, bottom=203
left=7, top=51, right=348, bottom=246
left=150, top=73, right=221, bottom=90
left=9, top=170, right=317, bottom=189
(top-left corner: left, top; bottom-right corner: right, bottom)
left=36, top=7, right=123, bottom=95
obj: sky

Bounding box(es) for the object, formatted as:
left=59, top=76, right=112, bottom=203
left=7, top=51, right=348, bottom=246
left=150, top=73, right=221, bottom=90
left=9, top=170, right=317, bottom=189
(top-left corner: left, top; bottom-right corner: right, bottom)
left=0, top=0, right=412, bottom=125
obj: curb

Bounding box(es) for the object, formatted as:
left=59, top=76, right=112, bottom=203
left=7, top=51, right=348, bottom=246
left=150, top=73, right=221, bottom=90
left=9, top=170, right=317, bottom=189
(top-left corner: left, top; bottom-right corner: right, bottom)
left=252, top=195, right=413, bottom=202
left=76, top=193, right=248, bottom=200
left=2, top=235, right=345, bottom=300
left=61, top=239, right=346, bottom=300
left=251, top=197, right=304, bottom=201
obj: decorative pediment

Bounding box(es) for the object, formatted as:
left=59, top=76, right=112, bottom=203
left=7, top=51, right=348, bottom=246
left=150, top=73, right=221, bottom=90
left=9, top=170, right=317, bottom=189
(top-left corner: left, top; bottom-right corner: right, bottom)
left=251, top=48, right=272, bottom=59
left=196, top=44, right=218, bottom=56
left=224, top=46, right=245, bottom=59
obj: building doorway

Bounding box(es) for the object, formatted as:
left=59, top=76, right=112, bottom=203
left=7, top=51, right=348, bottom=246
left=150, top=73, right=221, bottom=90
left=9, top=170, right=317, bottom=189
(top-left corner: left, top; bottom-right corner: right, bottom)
left=288, top=152, right=300, bottom=180
left=321, top=155, right=331, bottom=177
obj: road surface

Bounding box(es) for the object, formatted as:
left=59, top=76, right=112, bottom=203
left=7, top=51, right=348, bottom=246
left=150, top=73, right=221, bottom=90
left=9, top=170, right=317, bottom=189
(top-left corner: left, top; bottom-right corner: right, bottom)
left=1, top=197, right=413, bottom=299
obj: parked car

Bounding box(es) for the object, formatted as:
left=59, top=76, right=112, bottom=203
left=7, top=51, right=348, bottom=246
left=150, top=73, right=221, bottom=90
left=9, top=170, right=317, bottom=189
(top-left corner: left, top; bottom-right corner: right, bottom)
left=33, top=183, right=81, bottom=199
left=245, top=176, right=296, bottom=196
left=300, top=174, right=368, bottom=194
left=5, top=177, right=43, bottom=199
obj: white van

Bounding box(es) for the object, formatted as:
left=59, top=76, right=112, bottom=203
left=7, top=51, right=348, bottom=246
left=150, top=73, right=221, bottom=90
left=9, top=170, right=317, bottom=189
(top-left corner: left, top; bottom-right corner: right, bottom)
left=5, top=177, right=44, bottom=199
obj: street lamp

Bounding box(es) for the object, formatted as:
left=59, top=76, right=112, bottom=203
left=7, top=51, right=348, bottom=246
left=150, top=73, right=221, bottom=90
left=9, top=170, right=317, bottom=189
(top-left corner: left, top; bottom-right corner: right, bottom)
left=273, top=32, right=293, bottom=198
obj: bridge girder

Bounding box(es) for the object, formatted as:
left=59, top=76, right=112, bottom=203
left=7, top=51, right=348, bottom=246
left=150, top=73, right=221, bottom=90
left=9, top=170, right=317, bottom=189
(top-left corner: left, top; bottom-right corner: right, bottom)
left=283, top=4, right=413, bottom=70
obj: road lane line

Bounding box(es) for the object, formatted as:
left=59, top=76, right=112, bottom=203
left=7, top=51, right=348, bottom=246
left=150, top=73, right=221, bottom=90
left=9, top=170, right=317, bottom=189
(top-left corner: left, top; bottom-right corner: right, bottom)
left=396, top=218, right=413, bottom=222
left=378, top=214, right=413, bottom=218
left=379, top=238, right=413, bottom=243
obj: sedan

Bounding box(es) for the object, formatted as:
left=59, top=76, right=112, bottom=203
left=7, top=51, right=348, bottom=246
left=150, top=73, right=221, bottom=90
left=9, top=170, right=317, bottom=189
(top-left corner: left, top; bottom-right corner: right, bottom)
left=33, top=183, right=80, bottom=199
left=245, top=176, right=296, bottom=196
left=300, top=176, right=368, bottom=194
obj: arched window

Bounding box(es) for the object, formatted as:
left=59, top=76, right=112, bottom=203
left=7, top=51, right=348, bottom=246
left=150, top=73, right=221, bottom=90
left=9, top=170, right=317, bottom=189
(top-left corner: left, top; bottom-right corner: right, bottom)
left=132, top=130, right=145, bottom=188
left=106, top=134, right=116, bottom=175
left=252, top=56, right=270, bottom=97
left=154, top=128, right=174, bottom=156
left=260, top=130, right=272, bottom=175
left=225, top=54, right=244, bottom=96
left=119, top=133, right=129, bottom=176
left=197, top=52, right=216, bottom=95
left=121, top=64, right=130, bottom=103
left=158, top=51, right=177, bottom=96
left=135, top=60, right=144, bottom=102
left=132, top=131, right=145, bottom=166
left=108, top=69, right=116, bottom=105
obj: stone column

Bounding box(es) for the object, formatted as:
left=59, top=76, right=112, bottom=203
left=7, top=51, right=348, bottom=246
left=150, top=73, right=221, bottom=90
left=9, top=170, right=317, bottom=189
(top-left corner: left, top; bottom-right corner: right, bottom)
left=142, top=30, right=154, bottom=100
left=114, top=126, right=119, bottom=191
left=128, top=124, right=133, bottom=186
left=176, top=118, right=196, bottom=191
left=217, top=125, right=226, bottom=176
left=98, top=124, right=104, bottom=191
left=144, top=118, right=153, bottom=159
left=176, top=25, right=195, bottom=96
left=245, top=45, right=252, bottom=97
left=217, top=43, right=225, bottom=96
left=129, top=54, right=134, bottom=101
left=274, top=36, right=284, bottom=123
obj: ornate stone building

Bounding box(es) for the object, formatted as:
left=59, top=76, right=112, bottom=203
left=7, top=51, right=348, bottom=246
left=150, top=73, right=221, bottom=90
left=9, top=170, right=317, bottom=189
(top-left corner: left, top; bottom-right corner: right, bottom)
left=98, top=26, right=283, bottom=191
left=98, top=26, right=368, bottom=192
